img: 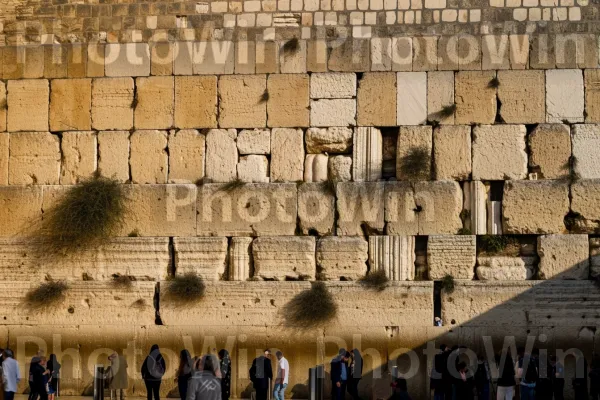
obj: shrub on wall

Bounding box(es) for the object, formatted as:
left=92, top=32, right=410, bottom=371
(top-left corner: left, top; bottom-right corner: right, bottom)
left=25, top=281, right=68, bottom=310
left=163, top=273, right=206, bottom=305
left=479, top=235, right=520, bottom=256
left=282, top=282, right=337, bottom=328
left=359, top=269, right=389, bottom=291
left=440, top=275, right=455, bottom=294
left=399, top=146, right=431, bottom=181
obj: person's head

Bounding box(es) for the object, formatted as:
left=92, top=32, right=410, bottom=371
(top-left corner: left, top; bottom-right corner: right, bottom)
left=150, top=344, right=160, bottom=354
left=440, top=344, right=447, bottom=352
left=180, top=349, right=191, bottom=364
left=276, top=351, right=283, bottom=360
left=203, top=355, right=216, bottom=375
left=338, top=348, right=346, bottom=358
left=264, top=349, right=271, bottom=358
left=39, top=356, right=47, bottom=366
left=218, top=349, right=229, bottom=361
left=3, top=349, right=13, bottom=359
left=108, top=352, right=117, bottom=361
left=344, top=351, right=351, bottom=362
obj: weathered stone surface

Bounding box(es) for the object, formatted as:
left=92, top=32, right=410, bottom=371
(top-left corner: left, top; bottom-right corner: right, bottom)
left=503, top=180, right=569, bottom=234
left=270, top=128, right=304, bottom=182
left=455, top=71, right=497, bottom=125
left=368, top=236, right=415, bottom=281
left=237, top=129, right=270, bottom=155
left=337, top=182, right=385, bottom=236
left=590, top=238, right=600, bottom=279
left=357, top=72, right=396, bottom=126
left=219, top=75, right=266, bottom=128
left=7, top=80, right=49, bottom=131
left=538, top=234, right=589, bottom=280
left=105, top=43, right=151, bottom=77
left=50, top=79, right=92, bottom=131
left=151, top=42, right=174, bottom=76
left=497, top=70, right=545, bottom=124
left=472, top=125, right=528, bottom=180
left=197, top=183, right=297, bottom=236
left=192, top=41, right=235, bottom=75
left=396, top=126, right=432, bottom=181
left=571, top=180, right=600, bottom=233
left=298, top=182, right=335, bottom=235
left=310, top=73, right=356, bottom=99
left=267, top=74, right=309, bottom=128
left=546, top=69, right=584, bottom=123
left=528, top=124, right=571, bottom=180
left=134, top=76, right=174, bottom=130
left=316, top=237, right=368, bottom=281
left=91, top=78, right=134, bottom=131
left=304, top=154, right=328, bottom=183
left=572, top=124, right=600, bottom=179
left=306, top=127, right=352, bottom=154
left=482, top=35, right=510, bottom=70
left=9, top=132, right=60, bottom=185
left=427, top=235, right=476, bottom=280
left=585, top=69, right=600, bottom=123
left=463, top=181, right=487, bottom=235
left=476, top=257, right=534, bottom=281
left=253, top=237, right=316, bottom=280
left=98, top=131, right=130, bottom=182
left=0, top=82, right=6, bottom=132
left=487, top=200, right=503, bottom=235
left=229, top=237, right=253, bottom=281
left=397, top=72, right=427, bottom=125
left=256, top=41, right=279, bottom=74
left=0, top=132, right=7, bottom=185
left=280, top=40, right=307, bottom=74
left=174, top=237, right=228, bottom=281
left=310, top=99, right=356, bottom=127
left=0, top=186, right=43, bottom=236
left=60, top=131, right=97, bottom=184
left=353, top=127, right=382, bottom=182
left=237, top=155, right=269, bottom=183
left=329, top=155, right=352, bottom=182
left=174, top=76, right=218, bottom=129
left=328, top=39, right=370, bottom=72
left=205, top=129, right=238, bottom=183
left=433, top=126, right=471, bottom=180
left=235, top=41, right=256, bottom=75
left=130, top=130, right=168, bottom=184
left=427, top=71, right=454, bottom=125
left=168, top=129, right=205, bottom=183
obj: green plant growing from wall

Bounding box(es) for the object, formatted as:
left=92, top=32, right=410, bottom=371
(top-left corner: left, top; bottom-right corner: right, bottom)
left=282, top=37, right=300, bottom=54
left=457, top=228, right=472, bottom=235
left=282, top=282, right=338, bottom=328
left=259, top=89, right=269, bottom=103
left=25, top=281, right=69, bottom=310
left=561, top=155, right=581, bottom=184
left=440, top=274, right=455, bottom=294
left=399, top=146, right=431, bottom=180
left=359, top=269, right=389, bottom=291
left=164, top=273, right=206, bottom=305
left=488, top=76, right=500, bottom=88
left=479, top=235, right=520, bottom=256
left=113, top=274, right=134, bottom=289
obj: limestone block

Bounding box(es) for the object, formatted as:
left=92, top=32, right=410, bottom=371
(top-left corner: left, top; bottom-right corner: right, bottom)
left=433, top=126, right=471, bottom=180
left=134, top=76, right=174, bottom=130
left=174, top=76, right=218, bottom=129
left=0, top=186, right=43, bottom=236
left=7, top=80, right=49, bottom=132
left=87, top=44, right=105, bottom=77
left=270, top=128, right=304, bottom=182
left=306, top=127, right=352, bottom=154
left=427, top=71, right=455, bottom=125
left=392, top=37, right=413, bottom=72
left=237, top=129, right=270, bottom=155
left=571, top=180, right=600, bottom=233
left=310, top=73, right=356, bottom=99
left=352, top=127, right=382, bottom=182
left=280, top=40, right=307, bottom=74
left=528, top=124, right=571, bottom=179
left=368, top=236, right=415, bottom=281
left=218, top=75, right=266, bottom=128
left=237, top=155, right=269, bottom=183
left=173, top=237, right=228, bottom=281
left=205, top=129, right=238, bottom=183
left=502, top=180, right=569, bottom=234
left=357, top=72, right=396, bottom=126
left=91, top=78, right=134, bottom=131
left=455, top=71, right=497, bottom=125
left=497, top=70, right=545, bottom=124
left=192, top=41, right=234, bottom=75
left=546, top=69, right=584, bottom=123
left=590, top=238, right=600, bottom=279
left=396, top=126, right=432, bottom=181
left=482, top=35, right=510, bottom=70
left=538, top=234, right=589, bottom=280
left=256, top=41, right=279, bottom=74
left=304, top=154, right=328, bottom=183
left=463, top=181, right=487, bottom=235
left=316, top=237, right=368, bottom=281
left=329, top=156, right=352, bottom=182
left=9, top=132, right=60, bottom=185
left=472, top=125, right=528, bottom=180
left=310, top=99, right=356, bottom=127
left=267, top=74, right=309, bottom=128
left=168, top=129, right=205, bottom=183
left=150, top=42, right=174, bottom=76
left=130, top=130, right=168, bottom=184
left=572, top=124, right=600, bottom=179
left=235, top=41, right=256, bottom=75
left=412, top=36, right=438, bottom=71
left=584, top=69, right=600, bottom=123
left=298, top=183, right=335, bottom=235
left=427, top=235, right=476, bottom=280
left=49, top=79, right=92, bottom=131
left=105, top=43, right=151, bottom=77
left=476, top=256, right=534, bottom=281
left=0, top=133, right=6, bottom=185
left=60, top=131, right=97, bottom=185
left=328, top=39, right=370, bottom=72
left=397, top=72, right=427, bottom=126
left=336, top=182, right=385, bottom=236
left=0, top=82, right=6, bottom=132
left=98, top=131, right=130, bottom=182
left=229, top=237, right=253, bottom=281
left=252, top=237, right=316, bottom=280
left=197, top=183, right=297, bottom=236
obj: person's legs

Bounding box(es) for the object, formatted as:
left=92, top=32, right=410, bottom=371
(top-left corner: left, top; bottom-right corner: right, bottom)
left=256, top=387, right=268, bottom=400
left=273, top=383, right=281, bottom=400
left=152, top=381, right=161, bottom=400
left=144, top=381, right=152, bottom=400
left=5, top=391, right=15, bottom=400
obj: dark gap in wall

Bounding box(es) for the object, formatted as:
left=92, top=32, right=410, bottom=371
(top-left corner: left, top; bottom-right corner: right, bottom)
left=433, top=281, right=442, bottom=326
left=414, top=235, right=428, bottom=281
left=154, top=282, right=163, bottom=325
left=488, top=180, right=504, bottom=201
left=380, top=127, right=398, bottom=180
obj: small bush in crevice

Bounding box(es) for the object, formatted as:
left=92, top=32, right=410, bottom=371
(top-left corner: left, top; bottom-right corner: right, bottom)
left=359, top=269, right=389, bottom=291
left=282, top=282, right=337, bottom=328
left=259, top=89, right=269, bottom=103
left=0, top=99, right=6, bottom=110
left=25, top=281, right=68, bottom=310
left=479, top=235, right=520, bottom=256
left=221, top=179, right=246, bottom=192
left=457, top=227, right=472, bottom=235
left=164, top=273, right=206, bottom=305
left=564, top=210, right=587, bottom=233
left=488, top=77, right=500, bottom=89
left=399, top=146, right=431, bottom=181
left=561, top=156, right=581, bottom=184
left=130, top=95, right=138, bottom=109
left=440, top=275, right=455, bottom=294
left=113, top=274, right=134, bottom=289
left=131, top=298, right=146, bottom=309
left=282, top=37, right=300, bottom=54
left=128, top=230, right=140, bottom=237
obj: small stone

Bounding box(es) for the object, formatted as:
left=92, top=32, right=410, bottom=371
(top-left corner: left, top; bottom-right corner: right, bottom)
left=130, top=130, right=168, bottom=184
left=472, top=125, right=528, bottom=180
left=237, top=155, right=269, bottom=183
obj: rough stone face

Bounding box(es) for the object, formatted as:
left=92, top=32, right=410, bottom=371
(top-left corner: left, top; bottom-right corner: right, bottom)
left=585, top=69, right=600, bottom=123
left=538, top=234, right=589, bottom=280
left=50, top=79, right=92, bottom=131
left=590, top=238, right=600, bottom=279
left=9, top=132, right=60, bottom=185
left=572, top=124, right=600, bottom=179
left=476, top=257, right=534, bottom=281
left=229, top=237, right=253, bottom=282
left=192, top=41, right=235, bottom=75
left=571, top=180, right=600, bottom=232
left=280, top=40, right=307, bottom=74
left=396, top=126, right=432, bottom=181
left=252, top=237, right=316, bottom=280
left=337, top=182, right=385, bottom=236
left=267, top=74, right=309, bottom=128
left=7, top=80, right=49, bottom=132
left=329, top=156, right=352, bottom=182
left=306, top=127, right=352, bottom=154
left=91, top=78, right=134, bottom=131
left=353, top=127, right=382, bottom=182
left=297, top=183, right=335, bottom=235
left=60, top=131, right=97, bottom=184
left=503, top=180, right=569, bottom=234
left=427, top=235, right=476, bottom=279
left=105, top=43, right=151, bottom=77
left=357, top=72, right=396, bottom=126
left=328, top=39, right=370, bottom=72
left=0, top=186, right=43, bottom=236
left=134, top=76, right=174, bottom=130
left=219, top=75, right=266, bottom=128
left=310, top=73, right=356, bottom=99
left=0, top=132, right=7, bottom=185
left=270, top=128, right=304, bottom=182
left=304, top=154, right=328, bottom=183
left=237, top=155, right=269, bottom=183
left=237, top=129, right=270, bottom=155
left=0, top=83, right=5, bottom=132
left=173, top=237, right=228, bottom=281
left=455, top=71, right=497, bottom=124
left=168, top=129, right=205, bottom=183
left=427, top=71, right=455, bottom=125
left=396, top=72, right=427, bottom=125
left=205, top=129, right=238, bottom=183
left=98, top=131, right=130, bottom=182
left=528, top=124, right=571, bottom=179
left=546, top=69, right=584, bottom=123
left=433, top=126, right=471, bottom=180
left=368, top=236, right=415, bottom=281
left=310, top=99, right=356, bottom=127
left=316, top=237, right=368, bottom=281
left=463, top=181, right=488, bottom=235
left=497, top=70, right=545, bottom=124
left=174, top=76, right=218, bottom=129
left=130, top=130, right=168, bottom=184
left=472, top=125, right=528, bottom=180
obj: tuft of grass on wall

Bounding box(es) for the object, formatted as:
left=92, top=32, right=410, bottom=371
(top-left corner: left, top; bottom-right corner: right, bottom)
left=399, top=146, right=431, bottom=181
left=282, top=282, right=338, bottom=328
left=488, top=77, right=500, bottom=88
left=113, top=274, right=134, bottom=289
left=259, top=89, right=269, bottom=103
left=221, top=179, right=246, bottom=192
left=164, top=273, right=206, bottom=305
left=359, top=269, right=389, bottom=291
left=282, top=37, right=300, bottom=54
left=25, top=281, right=68, bottom=310
left=440, top=274, right=455, bottom=294
left=479, top=235, right=520, bottom=256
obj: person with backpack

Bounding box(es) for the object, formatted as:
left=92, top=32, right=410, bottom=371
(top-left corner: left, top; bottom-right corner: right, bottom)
left=141, top=345, right=166, bottom=400
left=517, top=351, right=538, bottom=400
left=474, top=353, right=491, bottom=400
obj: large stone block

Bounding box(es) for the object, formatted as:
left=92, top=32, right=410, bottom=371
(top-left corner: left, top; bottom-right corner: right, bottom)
left=50, top=79, right=92, bottom=131
left=192, top=41, right=235, bottom=75
left=270, top=128, right=304, bottom=182
left=0, top=82, right=6, bottom=132
left=280, top=40, right=307, bottom=73
left=9, top=132, right=60, bottom=185
left=427, top=235, right=476, bottom=280
left=134, top=76, right=174, bottom=130
left=396, top=72, right=427, bottom=126
left=60, top=131, right=97, bottom=184
left=571, top=180, right=600, bottom=233
left=306, top=127, right=352, bottom=154
left=267, top=74, right=309, bottom=128
left=168, top=129, right=205, bottom=183
left=357, top=72, right=396, bottom=126
left=0, top=132, right=7, bottom=185
left=368, top=236, right=415, bottom=281
left=584, top=69, right=600, bottom=123
left=218, top=75, right=266, bottom=128
left=528, top=124, right=571, bottom=180
left=252, top=237, right=316, bottom=280
left=352, top=127, right=382, bottom=182
left=427, top=71, right=454, bottom=125
left=433, top=126, right=471, bottom=180
left=329, top=155, right=352, bottom=182
left=91, top=78, right=134, bottom=131
left=7, top=80, right=49, bottom=132
left=546, top=69, right=584, bottom=123
left=229, top=237, right=253, bottom=281
left=237, top=129, right=271, bottom=155
left=197, top=183, right=297, bottom=236
left=205, top=129, right=238, bottom=183
left=472, top=125, right=528, bottom=180
left=298, top=183, right=335, bottom=235
left=310, top=73, right=356, bottom=99
left=316, top=237, right=368, bottom=281
left=98, top=131, right=130, bottom=182
left=538, top=234, right=589, bottom=280
left=237, top=155, right=269, bottom=183
left=173, top=237, right=228, bottom=281
left=174, top=76, right=218, bottom=129
left=310, top=99, right=356, bottom=127
left=105, top=43, right=151, bottom=77
left=328, top=39, right=370, bottom=72
left=396, top=126, right=432, bottom=181
left=336, top=182, right=385, bottom=236
left=0, top=186, right=43, bottom=236
left=572, top=124, right=600, bottom=179
left=497, top=70, right=545, bottom=124
left=476, top=257, right=534, bottom=281
left=455, top=71, right=497, bottom=125
left=502, top=180, right=569, bottom=234
left=130, top=130, right=168, bottom=184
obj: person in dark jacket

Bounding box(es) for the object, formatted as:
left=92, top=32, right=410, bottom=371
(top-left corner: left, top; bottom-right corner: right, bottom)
left=47, top=354, right=61, bottom=400
left=330, top=349, right=349, bottom=400
left=474, top=353, right=490, bottom=400
left=30, top=357, right=49, bottom=400
left=186, top=356, right=221, bottom=400
left=550, top=355, right=565, bottom=400
left=388, top=378, right=412, bottom=400
left=176, top=350, right=193, bottom=400
left=589, top=355, right=600, bottom=400
left=346, top=349, right=362, bottom=400
left=573, top=355, right=588, bottom=400
left=141, top=345, right=166, bottom=400
left=454, top=362, right=475, bottom=400
left=249, top=350, right=273, bottom=400
left=28, top=352, right=44, bottom=400
left=218, top=349, right=231, bottom=400
left=496, top=353, right=516, bottom=400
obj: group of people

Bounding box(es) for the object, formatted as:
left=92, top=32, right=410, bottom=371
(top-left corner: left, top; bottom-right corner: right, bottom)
left=0, top=349, right=61, bottom=400
left=330, top=349, right=363, bottom=400
left=248, top=349, right=289, bottom=400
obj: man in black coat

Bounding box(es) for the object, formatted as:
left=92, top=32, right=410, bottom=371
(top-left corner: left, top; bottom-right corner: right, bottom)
left=331, top=349, right=349, bottom=400
left=250, top=350, right=273, bottom=400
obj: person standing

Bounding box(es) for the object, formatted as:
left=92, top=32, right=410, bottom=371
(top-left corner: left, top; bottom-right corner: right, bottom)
left=2, top=349, right=20, bottom=400
left=176, top=350, right=193, bottom=400
left=142, top=345, right=166, bottom=400
left=330, top=349, right=349, bottom=400
left=496, top=353, right=516, bottom=400
left=217, top=350, right=231, bottom=400
left=589, top=355, right=600, bottom=400
left=347, top=349, right=362, bottom=400
left=107, top=352, right=128, bottom=400
left=28, top=351, right=44, bottom=400
left=474, top=353, right=491, bottom=400
left=273, top=351, right=289, bottom=400
left=187, top=356, right=221, bottom=400
left=550, top=355, right=564, bottom=400
left=250, top=350, right=272, bottom=400
left=516, top=352, right=538, bottom=400
left=47, top=354, right=61, bottom=400
left=31, top=357, right=49, bottom=400
left=454, top=362, right=475, bottom=400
